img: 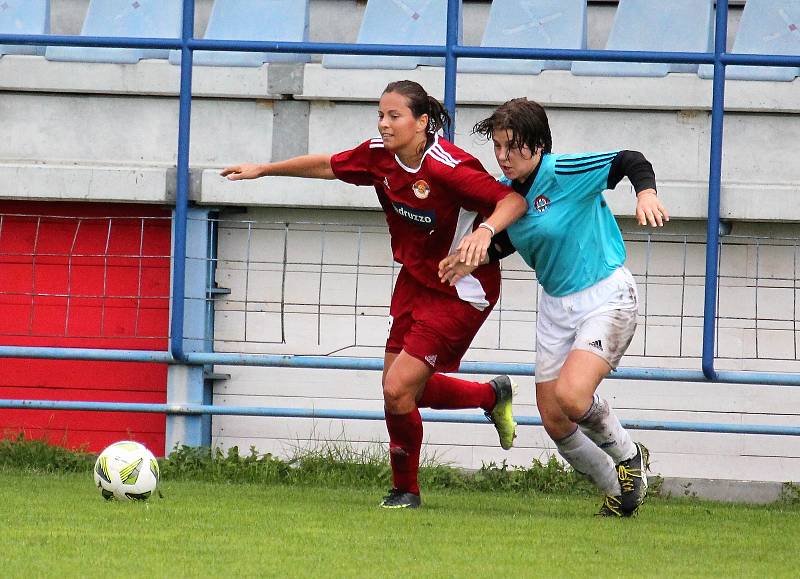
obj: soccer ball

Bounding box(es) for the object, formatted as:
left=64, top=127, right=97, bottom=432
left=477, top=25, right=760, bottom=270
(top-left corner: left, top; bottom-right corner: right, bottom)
left=94, top=441, right=160, bottom=501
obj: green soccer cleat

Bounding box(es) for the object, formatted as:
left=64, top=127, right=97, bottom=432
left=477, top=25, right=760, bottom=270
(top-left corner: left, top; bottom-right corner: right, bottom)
left=617, top=442, right=650, bottom=516
left=596, top=494, right=624, bottom=517
left=380, top=489, right=421, bottom=509
left=486, top=375, right=518, bottom=450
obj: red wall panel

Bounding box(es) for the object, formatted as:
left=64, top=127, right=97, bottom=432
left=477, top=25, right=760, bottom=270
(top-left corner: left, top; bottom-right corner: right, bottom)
left=0, top=202, right=172, bottom=455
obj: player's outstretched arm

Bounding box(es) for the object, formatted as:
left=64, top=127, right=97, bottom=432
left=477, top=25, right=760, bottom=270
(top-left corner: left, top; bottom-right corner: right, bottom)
left=221, top=154, right=335, bottom=181
left=607, top=151, right=668, bottom=227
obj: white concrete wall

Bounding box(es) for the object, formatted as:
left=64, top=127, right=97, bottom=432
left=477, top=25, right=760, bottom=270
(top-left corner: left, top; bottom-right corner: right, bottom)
left=210, top=208, right=800, bottom=483
left=212, top=369, right=800, bottom=483
left=1, top=0, right=798, bottom=483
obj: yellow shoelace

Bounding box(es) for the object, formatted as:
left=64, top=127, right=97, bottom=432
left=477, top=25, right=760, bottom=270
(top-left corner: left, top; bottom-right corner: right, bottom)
left=617, top=464, right=643, bottom=494
left=601, top=495, right=623, bottom=516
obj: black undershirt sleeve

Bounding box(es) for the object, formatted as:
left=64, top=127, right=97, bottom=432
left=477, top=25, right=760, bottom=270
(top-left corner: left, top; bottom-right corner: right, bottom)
left=487, top=229, right=517, bottom=262
left=607, top=150, right=657, bottom=194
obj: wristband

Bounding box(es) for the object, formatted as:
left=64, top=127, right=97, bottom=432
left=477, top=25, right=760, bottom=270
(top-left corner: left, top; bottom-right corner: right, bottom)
left=478, top=222, right=496, bottom=236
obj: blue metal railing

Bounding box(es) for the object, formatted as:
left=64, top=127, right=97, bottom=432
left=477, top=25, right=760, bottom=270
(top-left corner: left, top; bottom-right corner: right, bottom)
left=171, top=0, right=196, bottom=362
left=2, top=398, right=799, bottom=437
left=2, top=0, right=800, bottom=438
left=703, top=1, right=729, bottom=382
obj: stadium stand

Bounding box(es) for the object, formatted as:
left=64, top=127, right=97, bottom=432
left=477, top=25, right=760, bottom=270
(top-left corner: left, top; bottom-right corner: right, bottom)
left=571, top=0, right=714, bottom=77
left=458, top=0, right=586, bottom=75
left=699, top=0, right=800, bottom=81
left=0, top=0, right=50, bottom=57
left=169, top=0, right=310, bottom=67
left=322, top=0, right=458, bottom=70
left=45, top=0, right=182, bottom=64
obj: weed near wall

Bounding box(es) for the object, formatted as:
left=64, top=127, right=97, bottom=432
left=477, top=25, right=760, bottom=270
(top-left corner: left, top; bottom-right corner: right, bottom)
left=0, top=434, right=602, bottom=496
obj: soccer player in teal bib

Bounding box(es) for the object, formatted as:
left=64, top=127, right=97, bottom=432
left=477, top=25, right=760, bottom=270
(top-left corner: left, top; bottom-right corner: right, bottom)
left=440, top=98, right=669, bottom=517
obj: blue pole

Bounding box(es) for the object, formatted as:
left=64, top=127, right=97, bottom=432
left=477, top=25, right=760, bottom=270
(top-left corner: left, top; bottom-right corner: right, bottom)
left=4, top=33, right=800, bottom=66
left=702, top=0, right=729, bottom=380
left=443, top=0, right=460, bottom=141
left=0, top=346, right=799, bottom=386
left=0, top=346, right=174, bottom=363
left=1, top=399, right=799, bottom=437
left=169, top=0, right=196, bottom=361
left=0, top=345, right=798, bottom=385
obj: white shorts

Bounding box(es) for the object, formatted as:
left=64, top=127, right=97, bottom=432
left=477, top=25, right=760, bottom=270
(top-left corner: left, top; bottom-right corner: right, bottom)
left=535, top=266, right=638, bottom=383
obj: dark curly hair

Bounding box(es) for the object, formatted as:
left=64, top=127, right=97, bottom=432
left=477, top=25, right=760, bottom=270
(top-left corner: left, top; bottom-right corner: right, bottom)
left=473, top=98, right=552, bottom=155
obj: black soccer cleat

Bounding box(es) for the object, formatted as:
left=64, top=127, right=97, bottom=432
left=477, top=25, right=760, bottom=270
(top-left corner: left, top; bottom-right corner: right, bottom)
left=596, top=495, right=624, bottom=517
left=380, top=488, right=421, bottom=509
left=616, top=442, right=650, bottom=516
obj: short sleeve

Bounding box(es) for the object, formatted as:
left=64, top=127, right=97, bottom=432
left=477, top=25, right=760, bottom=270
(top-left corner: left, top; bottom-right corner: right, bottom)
left=553, top=152, right=619, bottom=199
left=330, top=140, right=378, bottom=186
left=449, top=157, right=516, bottom=215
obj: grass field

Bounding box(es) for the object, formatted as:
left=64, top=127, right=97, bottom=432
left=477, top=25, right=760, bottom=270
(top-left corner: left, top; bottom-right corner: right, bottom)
left=1, top=470, right=799, bottom=578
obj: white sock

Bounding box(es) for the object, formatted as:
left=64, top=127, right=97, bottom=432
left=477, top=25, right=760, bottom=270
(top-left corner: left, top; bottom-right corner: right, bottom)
left=577, top=395, right=636, bottom=464
left=555, top=427, right=621, bottom=496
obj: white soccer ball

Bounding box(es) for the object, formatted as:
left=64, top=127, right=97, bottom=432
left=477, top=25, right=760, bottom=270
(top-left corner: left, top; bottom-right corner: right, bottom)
left=94, top=441, right=160, bottom=501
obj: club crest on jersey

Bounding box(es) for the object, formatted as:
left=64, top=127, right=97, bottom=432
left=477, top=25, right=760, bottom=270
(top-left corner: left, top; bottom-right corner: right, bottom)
left=412, top=180, right=430, bottom=199
left=392, top=201, right=436, bottom=228
left=533, top=194, right=551, bottom=213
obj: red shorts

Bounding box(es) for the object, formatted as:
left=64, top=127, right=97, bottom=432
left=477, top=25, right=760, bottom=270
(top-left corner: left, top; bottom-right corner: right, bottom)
left=386, top=268, right=497, bottom=373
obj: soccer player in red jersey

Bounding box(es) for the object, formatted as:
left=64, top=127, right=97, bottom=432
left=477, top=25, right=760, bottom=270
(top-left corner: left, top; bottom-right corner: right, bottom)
left=221, top=80, right=528, bottom=509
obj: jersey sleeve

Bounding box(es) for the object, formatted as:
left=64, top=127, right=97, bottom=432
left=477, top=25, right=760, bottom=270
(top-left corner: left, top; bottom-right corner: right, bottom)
left=553, top=152, right=619, bottom=199
left=608, top=150, right=657, bottom=193
left=330, top=140, right=379, bottom=186
left=448, top=157, right=516, bottom=215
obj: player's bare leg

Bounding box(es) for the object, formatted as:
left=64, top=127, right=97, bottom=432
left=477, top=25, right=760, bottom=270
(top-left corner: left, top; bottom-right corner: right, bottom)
left=554, top=350, right=649, bottom=516
left=537, top=379, right=620, bottom=498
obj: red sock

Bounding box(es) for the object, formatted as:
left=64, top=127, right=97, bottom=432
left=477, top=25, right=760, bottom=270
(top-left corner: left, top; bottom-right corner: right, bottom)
left=385, top=408, right=423, bottom=495
left=417, top=373, right=497, bottom=411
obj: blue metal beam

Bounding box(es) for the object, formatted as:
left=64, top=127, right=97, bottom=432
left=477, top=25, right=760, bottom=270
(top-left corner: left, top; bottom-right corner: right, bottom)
left=4, top=33, right=800, bottom=67
left=169, top=0, right=196, bottom=362
left=0, top=346, right=173, bottom=363
left=1, top=399, right=798, bottom=437
left=442, top=0, right=460, bottom=141
left=1, top=346, right=799, bottom=386
left=702, top=0, right=729, bottom=381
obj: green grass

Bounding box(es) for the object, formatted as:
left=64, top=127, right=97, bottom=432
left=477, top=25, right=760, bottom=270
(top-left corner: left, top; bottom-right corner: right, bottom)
left=1, top=470, right=799, bottom=578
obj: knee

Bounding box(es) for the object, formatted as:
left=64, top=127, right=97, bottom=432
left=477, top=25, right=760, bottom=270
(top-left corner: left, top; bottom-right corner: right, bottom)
left=382, top=379, right=415, bottom=414
left=538, top=401, right=575, bottom=440
left=553, top=382, right=591, bottom=422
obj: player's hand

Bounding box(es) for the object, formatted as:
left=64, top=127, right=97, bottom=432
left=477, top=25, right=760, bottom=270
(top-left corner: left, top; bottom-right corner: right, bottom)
left=455, top=227, right=492, bottom=267
left=220, top=163, right=265, bottom=181
left=438, top=253, right=479, bottom=286
left=636, top=189, right=669, bottom=227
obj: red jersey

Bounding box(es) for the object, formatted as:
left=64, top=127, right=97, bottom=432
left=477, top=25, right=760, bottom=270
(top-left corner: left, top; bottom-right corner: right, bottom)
left=330, top=135, right=515, bottom=308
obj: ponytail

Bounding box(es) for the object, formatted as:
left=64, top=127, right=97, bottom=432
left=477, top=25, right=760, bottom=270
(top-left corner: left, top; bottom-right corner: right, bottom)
left=425, top=94, right=451, bottom=136
left=383, top=80, right=451, bottom=136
